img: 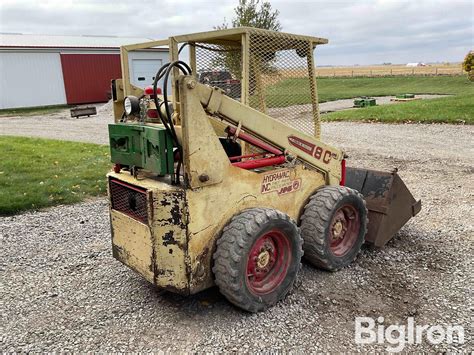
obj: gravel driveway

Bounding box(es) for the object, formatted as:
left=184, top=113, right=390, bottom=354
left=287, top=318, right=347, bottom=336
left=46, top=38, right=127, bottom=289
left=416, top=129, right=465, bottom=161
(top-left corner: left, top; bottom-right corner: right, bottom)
left=0, top=103, right=112, bottom=145
left=0, top=95, right=447, bottom=145
left=1, top=117, right=473, bottom=352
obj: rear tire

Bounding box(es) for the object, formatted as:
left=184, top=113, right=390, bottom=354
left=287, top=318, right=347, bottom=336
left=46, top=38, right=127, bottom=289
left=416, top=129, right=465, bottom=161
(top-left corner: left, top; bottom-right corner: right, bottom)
left=300, top=186, right=368, bottom=271
left=212, top=208, right=303, bottom=312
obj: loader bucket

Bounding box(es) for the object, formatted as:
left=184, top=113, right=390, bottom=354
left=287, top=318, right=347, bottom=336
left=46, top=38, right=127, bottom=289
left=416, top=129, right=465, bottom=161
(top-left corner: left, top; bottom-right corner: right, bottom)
left=345, top=167, right=421, bottom=247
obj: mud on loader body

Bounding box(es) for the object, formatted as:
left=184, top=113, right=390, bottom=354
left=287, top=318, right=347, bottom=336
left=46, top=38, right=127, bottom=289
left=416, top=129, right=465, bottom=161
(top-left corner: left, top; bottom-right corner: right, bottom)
left=107, top=28, right=420, bottom=312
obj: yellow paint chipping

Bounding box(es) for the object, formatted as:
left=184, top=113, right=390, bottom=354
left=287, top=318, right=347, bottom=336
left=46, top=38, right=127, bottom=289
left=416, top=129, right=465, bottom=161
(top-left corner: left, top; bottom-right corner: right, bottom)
left=108, top=28, right=343, bottom=296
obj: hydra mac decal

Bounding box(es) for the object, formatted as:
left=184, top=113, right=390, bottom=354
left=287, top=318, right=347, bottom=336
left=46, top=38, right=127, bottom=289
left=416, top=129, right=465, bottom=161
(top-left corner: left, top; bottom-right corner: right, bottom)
left=261, top=169, right=301, bottom=195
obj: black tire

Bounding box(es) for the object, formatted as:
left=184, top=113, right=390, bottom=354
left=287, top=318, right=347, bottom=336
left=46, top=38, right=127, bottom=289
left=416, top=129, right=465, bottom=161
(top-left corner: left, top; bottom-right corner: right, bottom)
left=300, top=186, right=368, bottom=271
left=212, top=208, right=303, bottom=312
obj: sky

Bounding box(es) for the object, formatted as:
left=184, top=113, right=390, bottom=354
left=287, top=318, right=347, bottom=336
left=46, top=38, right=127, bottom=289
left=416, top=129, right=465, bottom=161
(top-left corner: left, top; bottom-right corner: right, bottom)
left=0, top=0, right=472, bottom=66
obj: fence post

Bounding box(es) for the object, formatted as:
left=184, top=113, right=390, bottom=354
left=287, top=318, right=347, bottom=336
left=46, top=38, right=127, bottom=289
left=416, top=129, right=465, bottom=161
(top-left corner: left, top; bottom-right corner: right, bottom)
left=412, top=68, right=415, bottom=75
left=351, top=70, right=354, bottom=77
left=435, top=67, right=438, bottom=75
left=390, top=69, right=393, bottom=75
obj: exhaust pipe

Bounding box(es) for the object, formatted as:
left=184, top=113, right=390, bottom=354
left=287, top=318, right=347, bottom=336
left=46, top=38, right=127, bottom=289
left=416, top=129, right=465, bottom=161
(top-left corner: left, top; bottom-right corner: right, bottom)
left=345, top=167, right=421, bottom=247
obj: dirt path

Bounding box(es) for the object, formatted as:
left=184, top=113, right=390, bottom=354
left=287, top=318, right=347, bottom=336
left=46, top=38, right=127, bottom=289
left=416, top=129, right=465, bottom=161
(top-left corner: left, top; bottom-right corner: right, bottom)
left=1, top=120, right=473, bottom=352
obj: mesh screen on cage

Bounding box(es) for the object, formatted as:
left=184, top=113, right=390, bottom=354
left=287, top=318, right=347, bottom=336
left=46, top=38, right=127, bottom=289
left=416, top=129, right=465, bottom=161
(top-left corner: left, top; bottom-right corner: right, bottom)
left=248, top=31, right=316, bottom=136
left=194, top=43, right=243, bottom=100
left=192, top=32, right=318, bottom=138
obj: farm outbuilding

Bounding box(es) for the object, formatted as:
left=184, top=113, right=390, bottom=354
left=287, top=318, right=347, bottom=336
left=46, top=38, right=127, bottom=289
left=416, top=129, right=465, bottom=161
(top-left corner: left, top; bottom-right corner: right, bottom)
left=406, top=62, right=426, bottom=67
left=0, top=34, right=168, bottom=109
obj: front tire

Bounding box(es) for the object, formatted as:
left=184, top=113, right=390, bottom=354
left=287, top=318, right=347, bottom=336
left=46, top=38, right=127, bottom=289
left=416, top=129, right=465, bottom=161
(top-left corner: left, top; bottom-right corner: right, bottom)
left=300, top=186, right=368, bottom=271
left=212, top=208, right=303, bottom=312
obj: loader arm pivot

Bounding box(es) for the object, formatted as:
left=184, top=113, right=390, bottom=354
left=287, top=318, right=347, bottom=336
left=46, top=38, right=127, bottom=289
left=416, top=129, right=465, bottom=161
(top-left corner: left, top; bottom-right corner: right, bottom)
left=188, top=78, right=344, bottom=185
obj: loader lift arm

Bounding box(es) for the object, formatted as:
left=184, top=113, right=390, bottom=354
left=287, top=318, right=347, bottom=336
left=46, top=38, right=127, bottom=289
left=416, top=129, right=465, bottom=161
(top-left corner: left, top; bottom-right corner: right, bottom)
left=182, top=77, right=344, bottom=186
left=178, top=76, right=420, bottom=248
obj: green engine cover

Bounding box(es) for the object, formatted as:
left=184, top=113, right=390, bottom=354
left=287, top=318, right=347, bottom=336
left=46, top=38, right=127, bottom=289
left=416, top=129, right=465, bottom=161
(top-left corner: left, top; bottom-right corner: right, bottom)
left=109, top=123, right=174, bottom=175
left=354, top=97, right=377, bottom=108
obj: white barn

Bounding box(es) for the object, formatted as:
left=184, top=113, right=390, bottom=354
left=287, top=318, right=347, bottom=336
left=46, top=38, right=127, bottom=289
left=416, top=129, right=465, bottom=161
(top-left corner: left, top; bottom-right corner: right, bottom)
left=0, top=34, right=168, bottom=109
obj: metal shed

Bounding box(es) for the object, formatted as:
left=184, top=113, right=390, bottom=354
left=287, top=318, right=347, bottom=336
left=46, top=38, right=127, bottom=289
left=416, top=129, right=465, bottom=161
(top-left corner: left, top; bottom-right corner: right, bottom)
left=0, top=34, right=168, bottom=109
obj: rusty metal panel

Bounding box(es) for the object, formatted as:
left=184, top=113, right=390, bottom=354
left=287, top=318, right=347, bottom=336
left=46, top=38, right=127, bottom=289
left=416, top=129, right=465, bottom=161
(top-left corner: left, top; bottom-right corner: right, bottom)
left=60, top=53, right=121, bottom=104
left=108, top=173, right=190, bottom=294
left=345, top=167, right=421, bottom=247
left=150, top=189, right=189, bottom=294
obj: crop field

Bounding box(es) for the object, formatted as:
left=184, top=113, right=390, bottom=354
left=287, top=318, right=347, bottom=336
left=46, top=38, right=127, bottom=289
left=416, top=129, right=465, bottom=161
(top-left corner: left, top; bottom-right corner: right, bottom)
left=314, top=63, right=463, bottom=77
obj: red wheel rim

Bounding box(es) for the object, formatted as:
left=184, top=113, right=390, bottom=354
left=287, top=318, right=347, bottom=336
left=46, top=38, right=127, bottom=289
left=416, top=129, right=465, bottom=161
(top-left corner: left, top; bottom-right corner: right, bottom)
left=329, top=204, right=360, bottom=257
left=246, top=229, right=291, bottom=295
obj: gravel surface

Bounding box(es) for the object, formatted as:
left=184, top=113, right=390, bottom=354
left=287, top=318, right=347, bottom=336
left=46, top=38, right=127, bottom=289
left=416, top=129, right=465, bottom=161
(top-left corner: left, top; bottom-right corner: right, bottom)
left=1, top=120, right=473, bottom=352
left=0, top=95, right=447, bottom=145
left=0, top=102, right=112, bottom=145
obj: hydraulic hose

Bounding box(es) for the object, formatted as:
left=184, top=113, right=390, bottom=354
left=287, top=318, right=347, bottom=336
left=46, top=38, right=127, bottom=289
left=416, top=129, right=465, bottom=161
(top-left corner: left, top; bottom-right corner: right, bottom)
left=151, top=60, right=192, bottom=184
left=162, top=61, right=191, bottom=184
left=178, top=43, right=188, bottom=54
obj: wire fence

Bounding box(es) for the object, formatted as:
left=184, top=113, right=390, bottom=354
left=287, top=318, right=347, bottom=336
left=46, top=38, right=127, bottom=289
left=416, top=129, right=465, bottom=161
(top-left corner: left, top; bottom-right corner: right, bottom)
left=314, top=65, right=464, bottom=78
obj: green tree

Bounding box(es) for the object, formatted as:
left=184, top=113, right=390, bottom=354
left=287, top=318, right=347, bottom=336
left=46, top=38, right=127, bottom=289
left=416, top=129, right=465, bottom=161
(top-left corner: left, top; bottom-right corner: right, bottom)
left=216, top=0, right=281, bottom=31
left=462, top=51, right=474, bottom=81
left=213, top=0, right=282, bottom=90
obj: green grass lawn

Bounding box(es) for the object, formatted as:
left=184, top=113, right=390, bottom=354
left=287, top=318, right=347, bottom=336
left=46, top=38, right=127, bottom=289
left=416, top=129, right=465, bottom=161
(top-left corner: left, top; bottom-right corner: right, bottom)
left=0, top=136, right=111, bottom=215
left=264, top=75, right=473, bottom=107
left=324, top=93, right=474, bottom=124
left=0, top=104, right=70, bottom=117
left=262, top=75, right=473, bottom=123
left=317, top=75, right=472, bottom=101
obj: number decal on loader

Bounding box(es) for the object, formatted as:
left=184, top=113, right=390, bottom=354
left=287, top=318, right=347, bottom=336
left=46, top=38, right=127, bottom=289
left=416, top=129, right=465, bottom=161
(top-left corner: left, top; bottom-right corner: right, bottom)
left=288, top=135, right=335, bottom=164
left=261, top=169, right=301, bottom=195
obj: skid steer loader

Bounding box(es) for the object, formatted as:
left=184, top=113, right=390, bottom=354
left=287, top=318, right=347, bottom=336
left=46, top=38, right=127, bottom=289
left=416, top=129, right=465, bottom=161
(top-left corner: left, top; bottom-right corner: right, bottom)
left=107, top=28, right=421, bottom=312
